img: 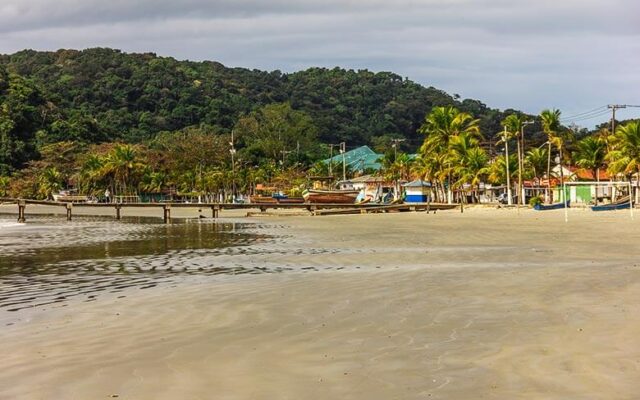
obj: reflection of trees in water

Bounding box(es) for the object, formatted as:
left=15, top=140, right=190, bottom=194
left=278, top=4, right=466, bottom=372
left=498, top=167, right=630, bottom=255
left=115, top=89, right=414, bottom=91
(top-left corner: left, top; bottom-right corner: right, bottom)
left=0, top=219, right=272, bottom=312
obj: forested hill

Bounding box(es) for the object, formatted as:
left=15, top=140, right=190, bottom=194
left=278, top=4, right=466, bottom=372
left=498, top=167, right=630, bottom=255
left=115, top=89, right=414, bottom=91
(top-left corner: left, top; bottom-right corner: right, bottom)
left=1, top=48, right=515, bottom=170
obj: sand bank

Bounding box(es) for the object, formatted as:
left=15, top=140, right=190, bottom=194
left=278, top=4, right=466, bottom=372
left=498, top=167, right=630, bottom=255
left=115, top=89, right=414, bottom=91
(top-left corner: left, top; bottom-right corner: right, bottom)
left=1, top=208, right=640, bottom=399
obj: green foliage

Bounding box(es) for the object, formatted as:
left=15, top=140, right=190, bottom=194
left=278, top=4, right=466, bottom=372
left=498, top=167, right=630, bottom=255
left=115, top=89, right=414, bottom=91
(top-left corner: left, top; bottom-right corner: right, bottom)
left=529, top=195, right=543, bottom=207
left=573, top=136, right=606, bottom=178
left=0, top=48, right=519, bottom=165
left=606, top=121, right=640, bottom=177
left=234, top=103, right=319, bottom=166
left=0, top=65, right=48, bottom=173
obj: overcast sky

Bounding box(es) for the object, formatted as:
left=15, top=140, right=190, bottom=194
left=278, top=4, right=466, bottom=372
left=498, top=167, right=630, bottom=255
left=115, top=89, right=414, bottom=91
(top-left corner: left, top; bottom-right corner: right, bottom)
left=1, top=0, right=639, bottom=125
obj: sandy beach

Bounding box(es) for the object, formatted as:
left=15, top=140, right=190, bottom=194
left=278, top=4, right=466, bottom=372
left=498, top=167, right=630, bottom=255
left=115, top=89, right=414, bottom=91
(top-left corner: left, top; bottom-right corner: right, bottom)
left=1, top=206, right=640, bottom=399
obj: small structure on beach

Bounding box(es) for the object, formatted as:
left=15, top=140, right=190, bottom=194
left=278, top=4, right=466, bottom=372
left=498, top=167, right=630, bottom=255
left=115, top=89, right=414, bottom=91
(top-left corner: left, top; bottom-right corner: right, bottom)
left=402, top=180, right=432, bottom=203
left=340, top=175, right=397, bottom=202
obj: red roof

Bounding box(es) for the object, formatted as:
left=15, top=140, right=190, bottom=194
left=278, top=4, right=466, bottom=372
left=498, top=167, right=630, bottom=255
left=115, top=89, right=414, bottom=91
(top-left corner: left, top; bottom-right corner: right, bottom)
left=568, top=166, right=611, bottom=181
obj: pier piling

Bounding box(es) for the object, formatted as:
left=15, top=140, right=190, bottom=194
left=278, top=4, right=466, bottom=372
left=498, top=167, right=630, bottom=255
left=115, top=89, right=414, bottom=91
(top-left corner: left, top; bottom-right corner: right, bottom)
left=17, top=200, right=26, bottom=223
left=163, top=204, right=171, bottom=223
left=66, top=203, right=73, bottom=221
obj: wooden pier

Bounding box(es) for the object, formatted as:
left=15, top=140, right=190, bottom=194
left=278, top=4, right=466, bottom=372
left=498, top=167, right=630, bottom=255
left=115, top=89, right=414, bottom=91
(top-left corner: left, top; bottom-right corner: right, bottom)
left=0, top=197, right=458, bottom=223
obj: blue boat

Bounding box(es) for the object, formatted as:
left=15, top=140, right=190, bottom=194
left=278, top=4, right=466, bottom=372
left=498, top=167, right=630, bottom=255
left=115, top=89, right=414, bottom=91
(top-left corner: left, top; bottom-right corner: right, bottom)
left=534, top=200, right=570, bottom=210
left=591, top=199, right=632, bottom=211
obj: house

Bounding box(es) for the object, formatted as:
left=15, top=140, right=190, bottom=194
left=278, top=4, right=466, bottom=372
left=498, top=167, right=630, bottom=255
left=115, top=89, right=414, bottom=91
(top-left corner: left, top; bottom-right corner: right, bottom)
left=338, top=174, right=396, bottom=201
left=323, top=146, right=383, bottom=173
left=550, top=165, right=612, bottom=204
left=322, top=145, right=418, bottom=173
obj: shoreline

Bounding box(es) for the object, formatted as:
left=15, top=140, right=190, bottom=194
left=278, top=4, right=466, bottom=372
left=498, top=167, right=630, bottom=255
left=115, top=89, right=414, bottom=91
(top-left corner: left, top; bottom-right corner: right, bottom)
left=2, top=208, right=640, bottom=398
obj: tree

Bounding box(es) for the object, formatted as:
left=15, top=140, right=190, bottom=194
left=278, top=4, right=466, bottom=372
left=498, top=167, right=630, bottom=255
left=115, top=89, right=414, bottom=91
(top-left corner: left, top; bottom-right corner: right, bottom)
left=450, top=133, right=489, bottom=202
left=38, top=166, right=64, bottom=199
left=418, top=106, right=482, bottom=202
left=0, top=175, right=10, bottom=196
left=573, top=136, right=606, bottom=204
left=525, top=147, right=549, bottom=185
left=606, top=121, right=640, bottom=199
left=540, top=109, right=563, bottom=191
left=101, top=144, right=146, bottom=196
left=234, top=103, right=319, bottom=166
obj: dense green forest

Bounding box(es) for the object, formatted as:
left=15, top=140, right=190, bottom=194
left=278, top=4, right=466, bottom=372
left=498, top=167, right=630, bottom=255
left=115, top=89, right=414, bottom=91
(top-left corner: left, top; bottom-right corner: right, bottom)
left=3, top=48, right=638, bottom=203
left=1, top=47, right=527, bottom=173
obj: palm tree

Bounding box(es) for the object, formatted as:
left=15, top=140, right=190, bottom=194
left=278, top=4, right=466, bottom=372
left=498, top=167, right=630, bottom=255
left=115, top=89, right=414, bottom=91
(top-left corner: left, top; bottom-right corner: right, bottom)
left=418, top=106, right=481, bottom=203
left=488, top=154, right=519, bottom=188
left=38, top=167, right=64, bottom=200
left=501, top=114, right=527, bottom=204
left=607, top=121, right=640, bottom=202
left=525, top=147, right=549, bottom=186
left=540, top=109, right=563, bottom=196
left=77, top=154, right=105, bottom=195
left=101, top=144, right=145, bottom=197
left=573, top=136, right=606, bottom=204
left=450, top=139, right=489, bottom=203
left=380, top=152, right=413, bottom=199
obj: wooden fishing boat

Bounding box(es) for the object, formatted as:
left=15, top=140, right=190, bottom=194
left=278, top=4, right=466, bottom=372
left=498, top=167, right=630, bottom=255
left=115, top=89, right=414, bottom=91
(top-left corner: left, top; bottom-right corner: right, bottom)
left=533, top=200, right=570, bottom=210
left=591, top=196, right=631, bottom=211
left=249, top=195, right=305, bottom=204
left=277, top=197, right=305, bottom=204
left=249, top=195, right=279, bottom=204
left=302, top=189, right=359, bottom=204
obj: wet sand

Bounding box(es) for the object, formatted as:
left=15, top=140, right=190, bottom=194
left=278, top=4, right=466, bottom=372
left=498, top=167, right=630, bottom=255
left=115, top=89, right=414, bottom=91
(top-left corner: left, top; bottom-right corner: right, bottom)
left=2, top=207, right=640, bottom=399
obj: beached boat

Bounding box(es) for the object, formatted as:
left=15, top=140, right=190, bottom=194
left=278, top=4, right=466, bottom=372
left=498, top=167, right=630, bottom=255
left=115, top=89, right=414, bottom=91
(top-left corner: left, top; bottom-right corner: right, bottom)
left=533, top=200, right=570, bottom=210
left=52, top=190, right=89, bottom=203
left=249, top=194, right=305, bottom=204
left=302, top=189, right=359, bottom=204
left=591, top=197, right=632, bottom=211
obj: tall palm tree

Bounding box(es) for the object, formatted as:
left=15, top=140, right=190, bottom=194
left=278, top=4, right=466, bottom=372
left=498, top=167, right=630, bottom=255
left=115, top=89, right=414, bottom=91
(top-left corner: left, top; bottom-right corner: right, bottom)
left=418, top=106, right=481, bottom=203
left=101, top=144, right=145, bottom=196
left=607, top=121, right=640, bottom=201
left=451, top=143, right=489, bottom=202
left=573, top=136, right=606, bottom=204
left=501, top=114, right=526, bottom=203
left=540, top=109, right=563, bottom=199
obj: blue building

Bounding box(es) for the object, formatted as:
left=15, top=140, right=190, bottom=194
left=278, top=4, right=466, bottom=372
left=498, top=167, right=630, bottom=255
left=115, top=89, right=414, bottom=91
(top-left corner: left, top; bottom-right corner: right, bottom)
left=402, top=180, right=432, bottom=203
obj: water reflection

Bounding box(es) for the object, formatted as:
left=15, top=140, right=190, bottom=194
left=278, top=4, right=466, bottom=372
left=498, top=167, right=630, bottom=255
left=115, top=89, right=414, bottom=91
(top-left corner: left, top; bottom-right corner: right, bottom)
left=0, top=216, right=271, bottom=312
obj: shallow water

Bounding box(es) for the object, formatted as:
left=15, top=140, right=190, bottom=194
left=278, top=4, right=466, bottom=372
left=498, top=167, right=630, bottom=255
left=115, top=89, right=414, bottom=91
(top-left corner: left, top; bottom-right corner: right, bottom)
left=0, top=215, right=272, bottom=312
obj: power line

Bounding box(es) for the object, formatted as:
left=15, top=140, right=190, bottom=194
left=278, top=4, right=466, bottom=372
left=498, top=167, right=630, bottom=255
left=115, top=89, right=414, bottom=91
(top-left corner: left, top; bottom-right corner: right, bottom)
left=562, top=109, right=611, bottom=123
left=560, top=105, right=608, bottom=120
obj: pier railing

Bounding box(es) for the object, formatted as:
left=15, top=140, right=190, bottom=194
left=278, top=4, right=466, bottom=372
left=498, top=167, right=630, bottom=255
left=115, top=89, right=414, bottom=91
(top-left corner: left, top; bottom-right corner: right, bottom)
left=0, top=197, right=456, bottom=223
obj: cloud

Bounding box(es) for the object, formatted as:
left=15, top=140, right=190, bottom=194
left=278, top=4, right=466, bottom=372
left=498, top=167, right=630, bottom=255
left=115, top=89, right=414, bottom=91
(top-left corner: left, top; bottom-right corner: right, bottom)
left=1, top=0, right=639, bottom=124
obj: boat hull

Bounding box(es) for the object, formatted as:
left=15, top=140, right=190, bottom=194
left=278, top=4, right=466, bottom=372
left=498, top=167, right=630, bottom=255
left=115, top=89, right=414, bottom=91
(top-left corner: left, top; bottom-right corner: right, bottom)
left=591, top=202, right=631, bottom=211
left=534, top=200, right=570, bottom=210
left=302, top=190, right=359, bottom=204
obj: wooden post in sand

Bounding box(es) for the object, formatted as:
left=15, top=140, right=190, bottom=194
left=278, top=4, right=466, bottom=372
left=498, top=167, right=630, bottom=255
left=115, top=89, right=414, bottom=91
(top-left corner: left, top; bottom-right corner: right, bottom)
left=66, top=203, right=73, bottom=221
left=115, top=205, right=122, bottom=220
left=17, top=200, right=26, bottom=223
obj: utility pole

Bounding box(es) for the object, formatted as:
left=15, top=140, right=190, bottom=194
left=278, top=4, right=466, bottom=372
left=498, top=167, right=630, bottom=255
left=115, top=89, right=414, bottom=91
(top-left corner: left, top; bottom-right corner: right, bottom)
left=608, top=104, right=626, bottom=134
left=390, top=138, right=406, bottom=160
left=328, top=143, right=338, bottom=177
left=608, top=104, right=640, bottom=134
left=340, top=142, right=346, bottom=181
left=519, top=121, right=534, bottom=206
left=230, top=130, right=236, bottom=203
left=503, top=126, right=512, bottom=206
left=280, top=149, right=292, bottom=166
